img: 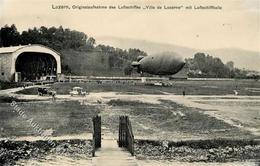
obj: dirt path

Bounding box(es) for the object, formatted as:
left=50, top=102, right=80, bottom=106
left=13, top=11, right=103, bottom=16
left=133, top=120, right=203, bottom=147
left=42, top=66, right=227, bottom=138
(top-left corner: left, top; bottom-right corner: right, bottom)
left=0, top=85, right=42, bottom=95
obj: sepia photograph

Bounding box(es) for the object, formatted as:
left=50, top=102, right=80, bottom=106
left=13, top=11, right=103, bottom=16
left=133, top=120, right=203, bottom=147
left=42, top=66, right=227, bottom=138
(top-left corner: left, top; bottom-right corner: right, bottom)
left=0, top=0, right=259, bottom=165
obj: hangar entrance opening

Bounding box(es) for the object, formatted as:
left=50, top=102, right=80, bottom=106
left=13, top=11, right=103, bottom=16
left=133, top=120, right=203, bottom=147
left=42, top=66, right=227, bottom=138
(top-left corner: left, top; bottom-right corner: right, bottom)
left=15, top=52, right=57, bottom=81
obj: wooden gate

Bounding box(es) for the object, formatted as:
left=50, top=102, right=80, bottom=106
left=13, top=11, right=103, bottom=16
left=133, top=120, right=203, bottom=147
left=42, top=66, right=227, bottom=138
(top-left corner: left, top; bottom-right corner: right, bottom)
left=118, top=116, right=134, bottom=156
left=92, top=115, right=101, bottom=157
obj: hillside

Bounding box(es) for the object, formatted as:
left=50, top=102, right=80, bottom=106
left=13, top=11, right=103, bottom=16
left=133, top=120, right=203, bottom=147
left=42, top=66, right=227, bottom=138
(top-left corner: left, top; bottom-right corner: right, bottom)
left=60, top=49, right=127, bottom=76
left=207, top=48, right=260, bottom=71
left=97, top=36, right=260, bottom=71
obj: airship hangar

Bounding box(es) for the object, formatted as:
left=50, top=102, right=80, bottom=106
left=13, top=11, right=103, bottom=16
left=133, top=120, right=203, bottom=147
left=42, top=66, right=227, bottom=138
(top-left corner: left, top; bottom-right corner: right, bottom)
left=0, top=44, right=61, bottom=82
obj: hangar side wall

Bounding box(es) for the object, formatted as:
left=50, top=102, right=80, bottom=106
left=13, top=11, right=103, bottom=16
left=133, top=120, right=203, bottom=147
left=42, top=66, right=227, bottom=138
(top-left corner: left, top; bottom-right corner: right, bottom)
left=0, top=53, right=13, bottom=81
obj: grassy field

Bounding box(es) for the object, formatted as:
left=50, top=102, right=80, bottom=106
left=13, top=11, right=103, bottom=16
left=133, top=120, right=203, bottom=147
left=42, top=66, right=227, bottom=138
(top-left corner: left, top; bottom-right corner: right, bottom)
left=0, top=97, right=253, bottom=140
left=16, top=79, right=260, bottom=96
left=2, top=79, right=260, bottom=139
left=0, top=101, right=100, bottom=137
left=102, top=99, right=253, bottom=140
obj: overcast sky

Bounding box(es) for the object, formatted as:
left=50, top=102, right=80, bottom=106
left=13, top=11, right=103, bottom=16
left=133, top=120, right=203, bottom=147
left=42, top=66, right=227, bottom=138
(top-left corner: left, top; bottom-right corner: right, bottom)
left=0, top=0, right=259, bottom=52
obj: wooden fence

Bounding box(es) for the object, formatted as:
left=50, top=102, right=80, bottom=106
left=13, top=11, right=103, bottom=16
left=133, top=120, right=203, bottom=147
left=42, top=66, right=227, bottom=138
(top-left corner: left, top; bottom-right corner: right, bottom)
left=92, top=115, right=101, bottom=157
left=118, top=116, right=134, bottom=156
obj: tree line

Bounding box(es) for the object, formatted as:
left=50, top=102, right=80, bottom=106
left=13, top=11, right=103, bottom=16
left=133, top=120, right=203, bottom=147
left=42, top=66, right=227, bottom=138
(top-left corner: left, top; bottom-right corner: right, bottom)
left=0, top=24, right=147, bottom=74
left=0, top=24, right=94, bottom=50
left=0, top=24, right=256, bottom=78
left=186, top=53, right=257, bottom=79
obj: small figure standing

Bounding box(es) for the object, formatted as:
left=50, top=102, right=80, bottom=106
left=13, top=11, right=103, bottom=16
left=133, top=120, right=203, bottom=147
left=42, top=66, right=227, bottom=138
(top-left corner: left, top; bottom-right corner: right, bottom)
left=52, top=93, right=56, bottom=101
left=182, top=90, right=186, bottom=96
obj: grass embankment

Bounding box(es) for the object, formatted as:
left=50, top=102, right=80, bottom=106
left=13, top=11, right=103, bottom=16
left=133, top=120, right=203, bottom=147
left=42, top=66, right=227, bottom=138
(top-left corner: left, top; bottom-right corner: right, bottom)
left=134, top=139, right=260, bottom=162
left=0, top=139, right=92, bottom=165
left=0, top=82, right=23, bottom=90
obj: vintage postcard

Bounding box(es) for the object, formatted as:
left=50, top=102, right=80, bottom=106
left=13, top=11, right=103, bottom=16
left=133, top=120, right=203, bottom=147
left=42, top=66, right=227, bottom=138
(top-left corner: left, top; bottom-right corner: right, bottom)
left=0, top=0, right=259, bottom=165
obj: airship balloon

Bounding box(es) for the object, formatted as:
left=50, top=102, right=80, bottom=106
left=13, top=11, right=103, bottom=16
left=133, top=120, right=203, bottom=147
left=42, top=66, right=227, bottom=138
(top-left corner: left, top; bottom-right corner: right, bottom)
left=131, top=52, right=185, bottom=75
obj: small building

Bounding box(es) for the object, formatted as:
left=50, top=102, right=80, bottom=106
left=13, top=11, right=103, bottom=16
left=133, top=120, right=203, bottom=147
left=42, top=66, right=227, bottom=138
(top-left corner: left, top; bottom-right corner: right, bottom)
left=0, top=44, right=61, bottom=82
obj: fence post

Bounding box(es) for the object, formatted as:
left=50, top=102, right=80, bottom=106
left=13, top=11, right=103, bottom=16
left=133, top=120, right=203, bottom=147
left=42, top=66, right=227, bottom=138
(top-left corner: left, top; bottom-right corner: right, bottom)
left=92, top=116, right=96, bottom=157
left=119, top=116, right=122, bottom=147
left=128, top=119, right=134, bottom=156
left=97, top=115, right=101, bottom=148
left=118, top=116, right=134, bottom=156
left=122, top=116, right=127, bottom=147
left=92, top=115, right=101, bottom=157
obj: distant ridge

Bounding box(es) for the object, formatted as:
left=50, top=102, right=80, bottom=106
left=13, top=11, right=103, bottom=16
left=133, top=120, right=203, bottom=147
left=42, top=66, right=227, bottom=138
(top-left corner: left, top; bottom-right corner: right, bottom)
left=96, top=36, right=260, bottom=71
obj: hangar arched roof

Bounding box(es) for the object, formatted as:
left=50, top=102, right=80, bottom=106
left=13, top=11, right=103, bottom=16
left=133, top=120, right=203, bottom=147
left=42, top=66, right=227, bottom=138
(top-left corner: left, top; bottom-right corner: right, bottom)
left=0, top=44, right=60, bottom=55
left=0, top=44, right=61, bottom=74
